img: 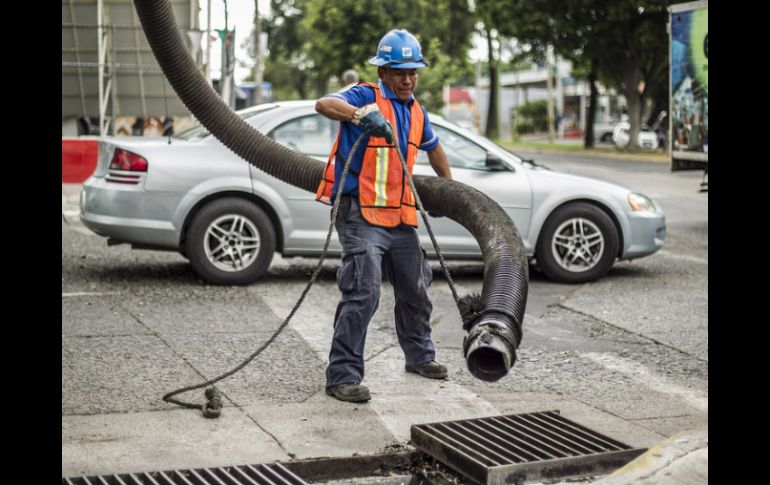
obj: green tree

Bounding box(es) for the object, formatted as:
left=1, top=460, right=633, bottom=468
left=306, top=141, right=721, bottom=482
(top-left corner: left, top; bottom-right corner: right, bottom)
left=302, top=0, right=392, bottom=96
left=477, top=0, right=603, bottom=146
left=474, top=1, right=507, bottom=138
left=509, top=0, right=669, bottom=149
left=473, top=0, right=549, bottom=139
left=263, top=0, right=313, bottom=99
left=593, top=1, right=669, bottom=150
left=260, top=0, right=475, bottom=106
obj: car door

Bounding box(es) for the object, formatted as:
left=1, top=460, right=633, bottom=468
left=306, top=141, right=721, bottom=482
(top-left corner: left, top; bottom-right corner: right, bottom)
left=413, top=124, right=533, bottom=256
left=258, top=113, right=342, bottom=254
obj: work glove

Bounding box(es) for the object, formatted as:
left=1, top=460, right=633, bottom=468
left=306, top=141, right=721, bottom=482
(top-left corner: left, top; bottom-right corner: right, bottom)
left=352, top=104, right=394, bottom=144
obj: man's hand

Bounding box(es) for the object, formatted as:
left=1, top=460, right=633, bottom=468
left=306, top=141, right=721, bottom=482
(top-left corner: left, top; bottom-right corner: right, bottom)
left=352, top=104, right=394, bottom=144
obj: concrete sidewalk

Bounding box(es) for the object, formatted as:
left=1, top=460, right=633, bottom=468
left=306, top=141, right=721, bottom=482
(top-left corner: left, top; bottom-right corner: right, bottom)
left=62, top=183, right=707, bottom=484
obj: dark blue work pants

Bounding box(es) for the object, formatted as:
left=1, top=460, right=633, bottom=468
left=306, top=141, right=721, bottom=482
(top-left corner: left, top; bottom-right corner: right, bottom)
left=326, top=195, right=436, bottom=388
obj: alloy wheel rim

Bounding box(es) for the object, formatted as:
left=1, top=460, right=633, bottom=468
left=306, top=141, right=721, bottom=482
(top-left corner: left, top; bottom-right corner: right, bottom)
left=551, top=217, right=604, bottom=273
left=204, top=214, right=261, bottom=272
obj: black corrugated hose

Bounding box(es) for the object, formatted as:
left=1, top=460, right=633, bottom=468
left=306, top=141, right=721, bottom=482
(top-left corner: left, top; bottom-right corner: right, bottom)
left=132, top=0, right=528, bottom=390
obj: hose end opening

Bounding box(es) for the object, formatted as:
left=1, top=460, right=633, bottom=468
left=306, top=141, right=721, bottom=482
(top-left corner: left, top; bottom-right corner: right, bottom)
left=464, top=319, right=518, bottom=382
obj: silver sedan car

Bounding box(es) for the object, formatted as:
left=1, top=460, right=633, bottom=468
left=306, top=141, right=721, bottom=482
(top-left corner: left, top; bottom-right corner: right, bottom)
left=80, top=100, right=666, bottom=285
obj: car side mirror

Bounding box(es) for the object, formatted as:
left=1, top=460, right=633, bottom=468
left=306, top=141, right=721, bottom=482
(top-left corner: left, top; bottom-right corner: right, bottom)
left=485, top=153, right=509, bottom=171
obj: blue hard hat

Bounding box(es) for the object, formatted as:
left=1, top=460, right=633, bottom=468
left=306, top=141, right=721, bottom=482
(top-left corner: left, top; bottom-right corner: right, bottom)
left=368, top=29, right=428, bottom=69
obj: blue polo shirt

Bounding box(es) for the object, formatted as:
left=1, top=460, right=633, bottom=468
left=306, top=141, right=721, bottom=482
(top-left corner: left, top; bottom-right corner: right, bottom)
left=323, top=81, right=439, bottom=197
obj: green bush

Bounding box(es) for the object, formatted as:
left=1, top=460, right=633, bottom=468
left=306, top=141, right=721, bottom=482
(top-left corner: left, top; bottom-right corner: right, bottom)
left=515, top=121, right=535, bottom=134
left=516, top=100, right=548, bottom=132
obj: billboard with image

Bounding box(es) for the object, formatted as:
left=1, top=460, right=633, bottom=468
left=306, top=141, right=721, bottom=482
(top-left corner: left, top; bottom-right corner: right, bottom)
left=669, top=1, right=708, bottom=168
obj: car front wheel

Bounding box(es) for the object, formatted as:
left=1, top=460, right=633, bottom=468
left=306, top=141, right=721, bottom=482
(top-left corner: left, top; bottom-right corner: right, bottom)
left=536, top=202, right=619, bottom=284
left=186, top=197, right=276, bottom=285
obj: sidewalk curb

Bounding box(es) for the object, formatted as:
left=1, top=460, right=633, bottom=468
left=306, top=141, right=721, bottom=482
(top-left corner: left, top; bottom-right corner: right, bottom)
left=511, top=147, right=670, bottom=164
left=589, top=426, right=707, bottom=484
left=283, top=450, right=417, bottom=483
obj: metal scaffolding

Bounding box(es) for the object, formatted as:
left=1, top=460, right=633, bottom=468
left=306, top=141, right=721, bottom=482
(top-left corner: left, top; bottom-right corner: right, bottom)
left=62, top=0, right=203, bottom=136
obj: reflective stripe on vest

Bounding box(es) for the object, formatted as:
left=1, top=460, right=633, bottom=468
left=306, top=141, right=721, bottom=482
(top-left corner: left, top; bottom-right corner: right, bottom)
left=374, top=147, right=389, bottom=206
left=315, top=82, right=424, bottom=228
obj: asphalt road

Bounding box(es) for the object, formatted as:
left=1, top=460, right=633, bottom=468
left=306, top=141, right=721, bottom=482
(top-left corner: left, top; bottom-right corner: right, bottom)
left=516, top=150, right=708, bottom=360
left=62, top=153, right=708, bottom=481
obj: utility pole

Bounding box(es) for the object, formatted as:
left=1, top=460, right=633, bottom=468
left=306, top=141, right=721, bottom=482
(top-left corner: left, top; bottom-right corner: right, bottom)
left=546, top=45, right=555, bottom=143
left=253, top=0, right=262, bottom=104
left=219, top=0, right=234, bottom=107
left=556, top=57, right=564, bottom=139
left=474, top=59, right=482, bottom=133
left=205, top=0, right=212, bottom=84
left=484, top=28, right=499, bottom=139
left=512, top=71, right=519, bottom=141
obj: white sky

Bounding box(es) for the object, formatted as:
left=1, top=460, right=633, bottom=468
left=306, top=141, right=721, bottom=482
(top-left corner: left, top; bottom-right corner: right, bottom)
left=199, top=0, right=271, bottom=83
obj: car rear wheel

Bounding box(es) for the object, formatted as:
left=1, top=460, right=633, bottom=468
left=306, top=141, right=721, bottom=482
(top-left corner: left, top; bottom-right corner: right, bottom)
left=536, top=202, right=619, bottom=284
left=186, top=197, right=276, bottom=285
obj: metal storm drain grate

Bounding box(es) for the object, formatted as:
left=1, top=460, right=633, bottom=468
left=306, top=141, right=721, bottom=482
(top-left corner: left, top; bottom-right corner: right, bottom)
left=62, top=463, right=308, bottom=485
left=411, top=410, right=646, bottom=484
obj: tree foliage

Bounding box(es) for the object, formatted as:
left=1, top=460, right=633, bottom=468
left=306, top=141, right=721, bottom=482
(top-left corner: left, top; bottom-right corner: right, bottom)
left=261, top=0, right=474, bottom=107
left=259, top=0, right=670, bottom=150
left=591, top=1, right=669, bottom=148
left=508, top=0, right=669, bottom=148
left=263, top=0, right=313, bottom=99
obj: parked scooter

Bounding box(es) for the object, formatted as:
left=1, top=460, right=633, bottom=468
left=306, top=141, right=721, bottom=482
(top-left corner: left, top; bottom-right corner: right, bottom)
left=613, top=111, right=667, bottom=150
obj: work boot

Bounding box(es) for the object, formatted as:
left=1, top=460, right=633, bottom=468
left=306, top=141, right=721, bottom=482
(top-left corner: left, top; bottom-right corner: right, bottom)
left=405, top=360, right=448, bottom=379
left=325, top=383, right=371, bottom=403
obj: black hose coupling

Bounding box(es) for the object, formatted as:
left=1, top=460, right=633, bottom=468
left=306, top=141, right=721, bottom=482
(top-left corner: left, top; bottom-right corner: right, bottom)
left=463, top=313, right=519, bottom=382
left=202, top=386, right=223, bottom=418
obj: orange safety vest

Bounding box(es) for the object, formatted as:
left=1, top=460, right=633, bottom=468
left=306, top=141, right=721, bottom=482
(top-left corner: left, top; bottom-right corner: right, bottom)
left=315, top=82, right=424, bottom=228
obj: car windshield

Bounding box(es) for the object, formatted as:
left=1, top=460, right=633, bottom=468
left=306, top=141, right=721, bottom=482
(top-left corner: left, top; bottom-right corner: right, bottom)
left=173, top=104, right=279, bottom=141
left=436, top=117, right=526, bottom=165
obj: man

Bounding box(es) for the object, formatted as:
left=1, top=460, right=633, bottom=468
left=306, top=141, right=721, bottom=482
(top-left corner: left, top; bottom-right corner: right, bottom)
left=340, top=69, right=359, bottom=92
left=315, top=29, right=453, bottom=403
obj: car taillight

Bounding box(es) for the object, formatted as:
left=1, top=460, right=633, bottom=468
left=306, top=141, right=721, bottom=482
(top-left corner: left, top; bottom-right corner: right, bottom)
left=110, top=149, right=148, bottom=172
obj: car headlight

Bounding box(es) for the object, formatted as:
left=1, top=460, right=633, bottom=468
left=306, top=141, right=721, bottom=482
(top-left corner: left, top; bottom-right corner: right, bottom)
left=628, top=192, right=656, bottom=213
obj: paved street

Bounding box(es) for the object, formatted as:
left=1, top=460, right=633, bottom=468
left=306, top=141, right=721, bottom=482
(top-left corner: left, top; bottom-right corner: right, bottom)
left=62, top=154, right=707, bottom=483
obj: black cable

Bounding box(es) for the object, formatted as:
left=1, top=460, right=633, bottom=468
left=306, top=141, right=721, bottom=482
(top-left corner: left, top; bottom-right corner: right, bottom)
left=162, top=134, right=366, bottom=417
left=162, top=129, right=464, bottom=417
left=135, top=0, right=526, bottom=386
left=392, top=139, right=462, bottom=310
